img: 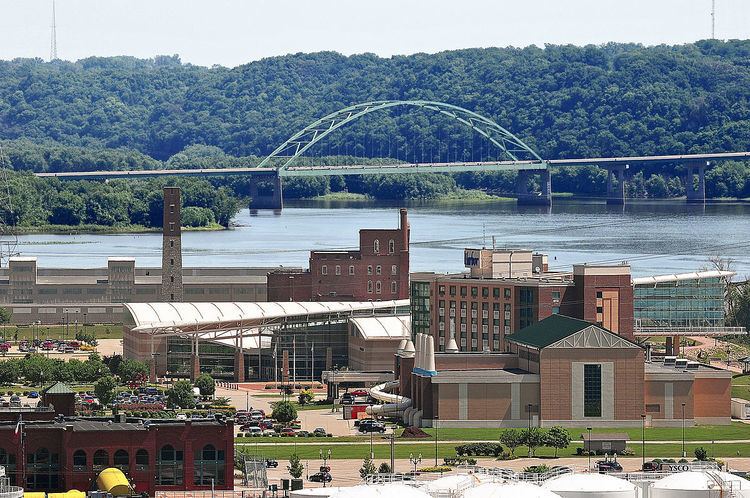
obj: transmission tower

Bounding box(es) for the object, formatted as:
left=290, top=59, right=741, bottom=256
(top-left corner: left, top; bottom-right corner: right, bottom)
left=50, top=0, right=58, bottom=61
left=0, top=146, right=19, bottom=266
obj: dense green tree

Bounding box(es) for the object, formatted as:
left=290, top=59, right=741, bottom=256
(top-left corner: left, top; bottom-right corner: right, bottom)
left=499, top=428, right=524, bottom=456
left=271, top=400, right=298, bottom=423
left=522, top=427, right=546, bottom=458
left=167, top=380, right=196, bottom=409
left=544, top=426, right=572, bottom=458
left=94, top=375, right=117, bottom=406
left=0, top=359, right=20, bottom=384
left=0, top=307, right=12, bottom=325
left=117, top=359, right=149, bottom=383
left=194, top=373, right=216, bottom=397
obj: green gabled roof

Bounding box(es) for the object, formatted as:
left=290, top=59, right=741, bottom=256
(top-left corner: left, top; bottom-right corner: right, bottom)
left=506, top=314, right=603, bottom=349
left=42, top=382, right=75, bottom=395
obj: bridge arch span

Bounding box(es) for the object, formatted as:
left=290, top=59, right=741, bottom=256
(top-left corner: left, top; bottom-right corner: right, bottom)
left=256, top=100, right=544, bottom=171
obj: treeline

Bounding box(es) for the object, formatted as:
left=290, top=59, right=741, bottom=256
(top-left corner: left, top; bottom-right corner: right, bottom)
left=1, top=171, right=239, bottom=229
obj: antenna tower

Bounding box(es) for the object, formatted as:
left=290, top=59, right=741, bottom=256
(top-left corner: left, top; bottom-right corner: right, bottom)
left=50, top=0, right=58, bottom=61
left=711, top=0, right=716, bottom=39
left=0, top=146, right=19, bottom=266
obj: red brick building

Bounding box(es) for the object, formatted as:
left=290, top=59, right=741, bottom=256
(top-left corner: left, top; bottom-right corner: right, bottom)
left=268, top=209, right=410, bottom=302
left=0, top=416, right=234, bottom=495
left=411, top=248, right=634, bottom=354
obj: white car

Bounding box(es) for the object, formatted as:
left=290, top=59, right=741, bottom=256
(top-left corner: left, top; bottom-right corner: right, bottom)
left=246, top=426, right=262, bottom=436
left=176, top=413, right=187, bottom=420
left=262, top=429, right=276, bottom=437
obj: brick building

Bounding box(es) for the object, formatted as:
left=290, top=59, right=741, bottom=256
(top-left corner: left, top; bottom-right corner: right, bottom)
left=0, top=416, right=233, bottom=495
left=399, top=314, right=731, bottom=428
left=410, top=248, right=634, bottom=354
left=268, top=209, right=410, bottom=302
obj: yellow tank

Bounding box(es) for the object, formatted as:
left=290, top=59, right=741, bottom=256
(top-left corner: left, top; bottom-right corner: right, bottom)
left=48, top=492, right=86, bottom=498
left=96, top=468, right=132, bottom=496
left=24, top=493, right=47, bottom=498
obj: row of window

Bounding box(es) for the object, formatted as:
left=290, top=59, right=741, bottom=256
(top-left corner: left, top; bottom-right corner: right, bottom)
left=321, top=264, right=398, bottom=276
left=367, top=280, right=398, bottom=294
left=372, top=239, right=396, bottom=254
left=438, top=285, right=514, bottom=299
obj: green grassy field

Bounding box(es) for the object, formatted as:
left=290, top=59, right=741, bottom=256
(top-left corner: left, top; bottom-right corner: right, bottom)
left=732, top=374, right=750, bottom=400
left=235, top=441, right=750, bottom=461
left=0, top=324, right=122, bottom=341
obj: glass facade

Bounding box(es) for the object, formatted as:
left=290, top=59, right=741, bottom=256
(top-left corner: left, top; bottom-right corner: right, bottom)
left=411, top=281, right=431, bottom=338
left=634, top=276, right=726, bottom=329
left=583, top=364, right=602, bottom=417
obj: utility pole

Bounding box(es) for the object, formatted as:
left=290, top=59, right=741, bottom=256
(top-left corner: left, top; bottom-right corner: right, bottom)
left=50, top=0, right=58, bottom=61
left=711, top=0, right=716, bottom=39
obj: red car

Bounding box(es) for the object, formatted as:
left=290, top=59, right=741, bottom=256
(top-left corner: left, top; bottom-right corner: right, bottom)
left=350, top=389, right=368, bottom=397
left=280, top=427, right=296, bottom=437
left=0, top=343, right=10, bottom=353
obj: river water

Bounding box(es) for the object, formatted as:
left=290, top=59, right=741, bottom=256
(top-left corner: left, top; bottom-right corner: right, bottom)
left=13, top=199, right=750, bottom=278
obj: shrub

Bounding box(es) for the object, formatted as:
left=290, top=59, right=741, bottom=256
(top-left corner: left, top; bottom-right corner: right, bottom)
left=523, top=464, right=550, bottom=474
left=418, top=466, right=452, bottom=473
left=695, top=447, right=708, bottom=461
left=454, top=443, right=503, bottom=457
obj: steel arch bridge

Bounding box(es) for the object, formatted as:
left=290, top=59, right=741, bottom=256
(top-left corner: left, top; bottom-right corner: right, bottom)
left=256, top=100, right=545, bottom=172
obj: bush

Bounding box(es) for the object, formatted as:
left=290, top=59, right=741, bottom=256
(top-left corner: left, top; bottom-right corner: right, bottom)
left=271, top=400, right=297, bottom=423
left=443, top=456, right=477, bottom=466
left=418, top=466, right=452, bottom=473
left=454, top=443, right=503, bottom=457
left=523, top=464, right=550, bottom=474
left=695, top=447, right=709, bottom=461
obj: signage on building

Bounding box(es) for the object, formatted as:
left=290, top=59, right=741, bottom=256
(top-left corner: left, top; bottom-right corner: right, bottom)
left=464, top=249, right=481, bottom=268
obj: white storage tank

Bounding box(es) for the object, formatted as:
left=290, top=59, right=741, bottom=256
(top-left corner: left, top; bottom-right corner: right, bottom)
left=463, top=482, right=562, bottom=498
left=327, top=484, right=432, bottom=498
left=290, top=487, right=345, bottom=498
left=542, top=473, right=639, bottom=498
left=650, top=471, right=750, bottom=498
left=423, top=474, right=477, bottom=494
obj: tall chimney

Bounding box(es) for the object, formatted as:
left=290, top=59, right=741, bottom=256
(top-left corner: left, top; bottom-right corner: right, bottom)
left=161, top=187, right=183, bottom=302
left=399, top=208, right=409, bottom=250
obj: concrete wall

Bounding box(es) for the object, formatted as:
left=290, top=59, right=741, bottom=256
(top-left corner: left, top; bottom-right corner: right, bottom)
left=348, top=334, right=401, bottom=372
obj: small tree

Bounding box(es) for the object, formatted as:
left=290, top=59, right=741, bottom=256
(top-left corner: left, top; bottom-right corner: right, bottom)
left=298, top=389, right=314, bottom=405
left=544, top=426, right=571, bottom=458
left=272, top=400, right=298, bottom=424
left=522, top=427, right=546, bottom=457
left=378, top=462, right=392, bottom=474
left=195, top=373, right=216, bottom=397
left=360, top=455, right=377, bottom=478
left=0, top=307, right=12, bottom=326
left=117, top=359, right=149, bottom=383
left=94, top=375, right=117, bottom=407
left=500, top=428, right=524, bottom=456
left=695, top=446, right=708, bottom=461
left=167, top=380, right=196, bottom=409
left=288, top=453, right=304, bottom=479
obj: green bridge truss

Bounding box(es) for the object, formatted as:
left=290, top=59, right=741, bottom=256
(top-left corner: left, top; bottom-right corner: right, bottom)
left=256, top=100, right=545, bottom=172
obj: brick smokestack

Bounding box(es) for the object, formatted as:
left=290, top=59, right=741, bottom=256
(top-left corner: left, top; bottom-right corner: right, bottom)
left=398, top=208, right=410, bottom=300
left=161, top=187, right=183, bottom=302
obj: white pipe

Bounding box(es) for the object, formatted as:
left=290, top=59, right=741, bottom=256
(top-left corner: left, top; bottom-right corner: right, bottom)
left=365, top=381, right=412, bottom=416
left=426, top=335, right=436, bottom=372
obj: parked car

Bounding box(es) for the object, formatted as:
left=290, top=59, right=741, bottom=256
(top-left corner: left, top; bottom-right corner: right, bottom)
left=309, top=472, right=332, bottom=483
left=246, top=427, right=262, bottom=436
left=176, top=413, right=187, bottom=420
left=350, top=389, right=368, bottom=397
left=340, top=393, right=354, bottom=405
left=28, top=391, right=39, bottom=399
left=280, top=427, right=296, bottom=437
left=358, top=420, right=386, bottom=433
left=596, top=458, right=623, bottom=473
left=313, top=427, right=328, bottom=437
left=265, top=459, right=278, bottom=468
left=262, top=429, right=277, bottom=437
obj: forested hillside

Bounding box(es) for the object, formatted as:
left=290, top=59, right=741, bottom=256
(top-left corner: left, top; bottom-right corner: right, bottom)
left=1, top=40, right=750, bottom=227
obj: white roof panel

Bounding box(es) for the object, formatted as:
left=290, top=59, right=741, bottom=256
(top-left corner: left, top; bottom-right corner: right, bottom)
left=349, top=315, right=410, bottom=340
left=633, top=270, right=735, bottom=286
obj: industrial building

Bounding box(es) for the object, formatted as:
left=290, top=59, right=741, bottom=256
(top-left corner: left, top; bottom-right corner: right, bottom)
left=0, top=383, right=233, bottom=495
left=267, top=209, right=410, bottom=302
left=393, top=313, right=731, bottom=428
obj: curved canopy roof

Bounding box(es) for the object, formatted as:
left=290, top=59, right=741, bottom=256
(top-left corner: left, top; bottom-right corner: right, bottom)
left=349, top=315, right=410, bottom=340
left=632, top=270, right=735, bottom=286
left=125, top=300, right=409, bottom=335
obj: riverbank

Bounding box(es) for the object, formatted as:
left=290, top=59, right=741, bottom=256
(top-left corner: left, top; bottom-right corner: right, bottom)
left=14, top=222, right=228, bottom=235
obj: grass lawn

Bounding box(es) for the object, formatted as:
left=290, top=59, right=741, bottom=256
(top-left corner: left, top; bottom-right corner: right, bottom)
left=235, top=441, right=750, bottom=461
left=0, top=324, right=123, bottom=341
left=731, top=374, right=750, bottom=400
left=411, top=423, right=750, bottom=442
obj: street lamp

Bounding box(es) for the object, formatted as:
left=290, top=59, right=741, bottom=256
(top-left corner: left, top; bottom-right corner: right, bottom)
left=409, top=452, right=422, bottom=474
left=681, top=403, right=686, bottom=458
left=319, top=448, right=332, bottom=488
left=434, top=416, right=439, bottom=466
left=641, top=414, right=646, bottom=467
left=587, top=427, right=592, bottom=471
left=527, top=403, right=533, bottom=457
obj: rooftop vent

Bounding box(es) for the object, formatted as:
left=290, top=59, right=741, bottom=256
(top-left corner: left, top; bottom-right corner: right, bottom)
left=675, top=358, right=689, bottom=369
left=686, top=362, right=700, bottom=370
left=664, top=356, right=677, bottom=366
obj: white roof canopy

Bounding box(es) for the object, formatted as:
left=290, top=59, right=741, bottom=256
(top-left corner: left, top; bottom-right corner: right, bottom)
left=349, top=315, right=411, bottom=340
left=124, top=301, right=409, bottom=346
left=632, top=270, right=735, bottom=286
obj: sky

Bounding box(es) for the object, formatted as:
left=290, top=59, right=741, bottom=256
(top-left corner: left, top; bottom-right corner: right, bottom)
left=0, top=0, right=748, bottom=67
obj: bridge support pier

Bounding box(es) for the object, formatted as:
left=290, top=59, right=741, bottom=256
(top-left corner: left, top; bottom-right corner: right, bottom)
left=685, top=161, right=707, bottom=204
left=249, top=172, right=284, bottom=211
left=516, top=169, right=552, bottom=205
left=606, top=164, right=627, bottom=205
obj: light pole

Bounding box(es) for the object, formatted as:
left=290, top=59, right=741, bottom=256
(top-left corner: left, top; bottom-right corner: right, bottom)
left=409, top=452, right=422, bottom=474
left=434, top=416, right=439, bottom=466
left=246, top=391, right=249, bottom=412
left=641, top=414, right=646, bottom=468
left=370, top=424, right=374, bottom=460
left=319, top=448, right=331, bottom=488
left=527, top=403, right=532, bottom=457
left=587, top=427, right=592, bottom=471
left=681, top=403, right=686, bottom=458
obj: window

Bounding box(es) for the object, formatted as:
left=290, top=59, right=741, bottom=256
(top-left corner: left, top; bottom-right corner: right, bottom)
left=374, top=240, right=380, bottom=254
left=170, top=276, right=174, bottom=283
left=388, top=240, right=395, bottom=254
left=552, top=306, right=560, bottom=314
left=376, top=265, right=381, bottom=275
left=391, top=281, right=397, bottom=294
left=321, top=265, right=328, bottom=276
left=482, top=287, right=489, bottom=298
left=493, top=288, right=500, bottom=298
left=367, top=265, right=373, bottom=275
left=449, top=286, right=456, bottom=296
left=157, top=445, right=184, bottom=486
left=584, top=364, right=602, bottom=417
left=135, top=449, right=149, bottom=470
left=26, top=447, right=59, bottom=491
left=170, top=258, right=174, bottom=266
left=460, top=287, right=467, bottom=297
left=367, top=281, right=373, bottom=293
left=0, top=448, right=16, bottom=485
left=645, top=404, right=661, bottom=413
left=349, top=265, right=355, bottom=275
left=194, top=444, right=226, bottom=486
left=73, top=450, right=86, bottom=469
left=391, top=265, right=397, bottom=275
left=114, top=450, right=129, bottom=471
left=552, top=291, right=561, bottom=301
left=93, top=450, right=109, bottom=469
left=596, top=291, right=603, bottom=299
left=169, top=222, right=175, bottom=232
left=170, top=240, right=174, bottom=248
left=504, top=288, right=511, bottom=299
left=335, top=265, right=341, bottom=276
left=471, top=287, right=478, bottom=297
left=375, top=281, right=382, bottom=294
